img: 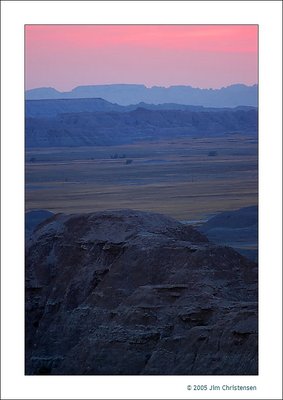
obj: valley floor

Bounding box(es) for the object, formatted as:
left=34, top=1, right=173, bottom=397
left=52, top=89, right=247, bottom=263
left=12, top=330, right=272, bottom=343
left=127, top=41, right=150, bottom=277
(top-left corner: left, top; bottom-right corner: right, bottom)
left=25, top=135, right=258, bottom=221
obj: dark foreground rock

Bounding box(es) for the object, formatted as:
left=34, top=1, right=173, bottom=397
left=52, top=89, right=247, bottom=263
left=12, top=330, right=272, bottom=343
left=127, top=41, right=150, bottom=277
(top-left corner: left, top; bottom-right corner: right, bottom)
left=25, top=209, right=258, bottom=375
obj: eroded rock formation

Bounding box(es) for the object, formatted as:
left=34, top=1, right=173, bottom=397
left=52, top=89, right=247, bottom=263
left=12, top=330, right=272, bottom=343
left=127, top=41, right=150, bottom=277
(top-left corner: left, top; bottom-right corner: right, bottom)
left=25, top=209, right=257, bottom=375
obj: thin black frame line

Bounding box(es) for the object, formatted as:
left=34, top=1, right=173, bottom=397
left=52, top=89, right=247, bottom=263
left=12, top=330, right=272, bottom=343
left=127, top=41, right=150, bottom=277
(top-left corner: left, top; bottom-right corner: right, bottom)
left=25, top=0, right=273, bottom=1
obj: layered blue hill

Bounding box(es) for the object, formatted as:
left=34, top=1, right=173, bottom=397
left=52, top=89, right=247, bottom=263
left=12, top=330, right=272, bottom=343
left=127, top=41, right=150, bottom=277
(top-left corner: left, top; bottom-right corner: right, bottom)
left=25, top=107, right=258, bottom=148
left=26, top=97, right=257, bottom=118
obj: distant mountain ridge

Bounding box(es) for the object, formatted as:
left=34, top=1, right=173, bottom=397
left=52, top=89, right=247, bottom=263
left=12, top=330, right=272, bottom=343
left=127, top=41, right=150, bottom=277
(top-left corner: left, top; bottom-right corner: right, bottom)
left=25, top=83, right=258, bottom=108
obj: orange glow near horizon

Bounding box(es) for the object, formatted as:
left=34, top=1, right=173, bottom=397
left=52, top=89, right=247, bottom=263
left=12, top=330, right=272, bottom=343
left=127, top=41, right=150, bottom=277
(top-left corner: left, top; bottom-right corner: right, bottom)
left=25, top=25, right=258, bottom=91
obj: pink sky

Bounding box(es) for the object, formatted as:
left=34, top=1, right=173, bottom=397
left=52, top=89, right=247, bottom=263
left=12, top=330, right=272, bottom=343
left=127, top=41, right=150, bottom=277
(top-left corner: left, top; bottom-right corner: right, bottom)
left=25, top=25, right=258, bottom=91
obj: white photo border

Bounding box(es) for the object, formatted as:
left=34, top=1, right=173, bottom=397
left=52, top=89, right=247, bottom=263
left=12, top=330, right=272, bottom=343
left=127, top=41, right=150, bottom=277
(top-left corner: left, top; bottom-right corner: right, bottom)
left=1, top=1, right=282, bottom=399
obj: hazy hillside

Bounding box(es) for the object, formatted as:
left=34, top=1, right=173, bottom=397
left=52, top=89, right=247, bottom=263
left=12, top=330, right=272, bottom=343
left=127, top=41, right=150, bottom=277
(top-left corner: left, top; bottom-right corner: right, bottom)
left=25, top=98, right=125, bottom=117
left=25, top=83, right=258, bottom=107
left=25, top=209, right=54, bottom=237
left=198, top=206, right=258, bottom=261
left=26, top=209, right=257, bottom=375
left=200, top=206, right=258, bottom=231
left=25, top=107, right=258, bottom=148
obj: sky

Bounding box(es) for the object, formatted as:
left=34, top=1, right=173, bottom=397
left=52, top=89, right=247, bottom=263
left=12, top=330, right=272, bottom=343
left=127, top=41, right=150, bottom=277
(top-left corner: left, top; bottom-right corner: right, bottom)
left=25, top=25, right=258, bottom=91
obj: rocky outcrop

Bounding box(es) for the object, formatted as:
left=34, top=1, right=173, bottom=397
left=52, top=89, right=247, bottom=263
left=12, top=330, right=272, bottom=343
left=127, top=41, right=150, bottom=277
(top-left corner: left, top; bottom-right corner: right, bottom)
left=25, top=209, right=257, bottom=375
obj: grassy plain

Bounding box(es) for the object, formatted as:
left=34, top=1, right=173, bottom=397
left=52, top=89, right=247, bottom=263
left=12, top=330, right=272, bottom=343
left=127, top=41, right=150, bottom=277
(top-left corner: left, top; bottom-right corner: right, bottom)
left=25, top=135, right=258, bottom=221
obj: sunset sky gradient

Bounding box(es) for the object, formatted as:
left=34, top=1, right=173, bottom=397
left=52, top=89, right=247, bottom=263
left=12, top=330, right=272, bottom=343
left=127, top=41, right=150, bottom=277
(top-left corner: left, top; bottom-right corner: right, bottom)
left=25, top=25, right=258, bottom=91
